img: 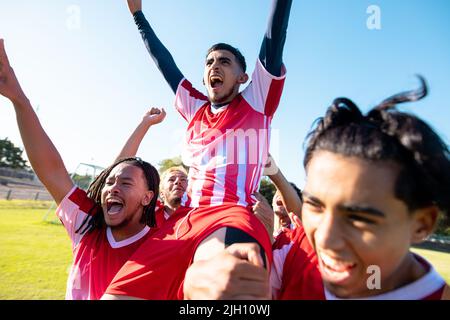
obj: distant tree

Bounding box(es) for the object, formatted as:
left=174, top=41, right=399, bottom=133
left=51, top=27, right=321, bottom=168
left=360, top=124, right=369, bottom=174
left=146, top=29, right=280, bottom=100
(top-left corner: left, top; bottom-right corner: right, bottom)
left=158, top=156, right=189, bottom=174
left=258, top=177, right=276, bottom=204
left=0, top=138, right=29, bottom=170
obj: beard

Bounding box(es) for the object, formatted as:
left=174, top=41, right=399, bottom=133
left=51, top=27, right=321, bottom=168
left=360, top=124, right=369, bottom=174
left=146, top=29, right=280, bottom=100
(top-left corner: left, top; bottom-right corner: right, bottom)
left=208, top=86, right=237, bottom=105
left=166, top=194, right=182, bottom=208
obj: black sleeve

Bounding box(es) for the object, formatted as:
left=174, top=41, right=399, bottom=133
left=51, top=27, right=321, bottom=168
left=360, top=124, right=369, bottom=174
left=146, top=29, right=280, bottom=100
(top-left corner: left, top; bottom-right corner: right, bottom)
left=224, top=227, right=267, bottom=269
left=259, top=0, right=293, bottom=77
left=133, top=11, right=184, bottom=93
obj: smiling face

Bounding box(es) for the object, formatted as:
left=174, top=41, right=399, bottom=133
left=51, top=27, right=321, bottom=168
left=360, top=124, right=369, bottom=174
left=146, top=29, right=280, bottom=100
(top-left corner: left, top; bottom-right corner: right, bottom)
left=301, top=151, right=436, bottom=298
left=101, top=163, right=154, bottom=232
left=160, top=170, right=188, bottom=209
left=203, top=49, right=248, bottom=105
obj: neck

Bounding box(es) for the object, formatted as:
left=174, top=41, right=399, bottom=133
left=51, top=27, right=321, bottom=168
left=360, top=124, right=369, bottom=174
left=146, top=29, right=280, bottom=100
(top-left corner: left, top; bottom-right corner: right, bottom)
left=110, top=223, right=146, bottom=242
left=164, top=202, right=181, bottom=216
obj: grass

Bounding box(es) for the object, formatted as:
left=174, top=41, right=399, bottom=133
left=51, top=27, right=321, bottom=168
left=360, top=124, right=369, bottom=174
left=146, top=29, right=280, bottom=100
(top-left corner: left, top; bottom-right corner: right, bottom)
left=0, top=200, right=72, bottom=300
left=0, top=200, right=449, bottom=300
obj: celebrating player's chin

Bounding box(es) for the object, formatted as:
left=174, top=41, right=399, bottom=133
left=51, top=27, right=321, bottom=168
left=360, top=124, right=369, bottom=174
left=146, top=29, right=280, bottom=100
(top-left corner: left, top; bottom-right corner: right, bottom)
left=301, top=150, right=437, bottom=299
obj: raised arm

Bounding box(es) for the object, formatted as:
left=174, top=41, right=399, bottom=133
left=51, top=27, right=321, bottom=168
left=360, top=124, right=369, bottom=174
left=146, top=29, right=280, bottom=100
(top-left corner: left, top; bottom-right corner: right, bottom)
left=127, top=0, right=184, bottom=93
left=264, top=155, right=302, bottom=217
left=259, top=0, right=293, bottom=76
left=0, top=39, right=74, bottom=204
left=115, top=107, right=166, bottom=161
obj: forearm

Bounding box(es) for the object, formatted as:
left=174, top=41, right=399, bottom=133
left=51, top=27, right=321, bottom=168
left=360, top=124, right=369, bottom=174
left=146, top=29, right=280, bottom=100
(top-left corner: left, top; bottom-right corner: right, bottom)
left=269, top=170, right=302, bottom=216
left=133, top=11, right=184, bottom=93
left=116, top=121, right=151, bottom=161
left=13, top=98, right=73, bottom=204
left=259, top=0, right=292, bottom=76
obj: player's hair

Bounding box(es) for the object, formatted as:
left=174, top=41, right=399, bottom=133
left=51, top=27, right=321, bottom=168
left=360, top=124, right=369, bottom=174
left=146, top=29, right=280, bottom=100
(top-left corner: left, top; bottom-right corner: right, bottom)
left=160, top=166, right=188, bottom=189
left=304, top=76, right=450, bottom=217
left=75, top=157, right=160, bottom=235
left=289, top=182, right=303, bottom=202
left=207, top=43, right=247, bottom=73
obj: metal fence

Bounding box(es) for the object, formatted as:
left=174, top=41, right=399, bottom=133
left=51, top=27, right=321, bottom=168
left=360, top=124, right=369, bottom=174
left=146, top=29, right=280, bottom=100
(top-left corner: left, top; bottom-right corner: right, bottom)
left=0, top=188, right=53, bottom=201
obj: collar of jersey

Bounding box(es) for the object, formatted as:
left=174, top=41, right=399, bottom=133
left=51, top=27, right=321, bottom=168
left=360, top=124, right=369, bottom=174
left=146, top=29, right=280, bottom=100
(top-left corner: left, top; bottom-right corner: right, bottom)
left=210, top=104, right=229, bottom=114
left=106, top=226, right=150, bottom=249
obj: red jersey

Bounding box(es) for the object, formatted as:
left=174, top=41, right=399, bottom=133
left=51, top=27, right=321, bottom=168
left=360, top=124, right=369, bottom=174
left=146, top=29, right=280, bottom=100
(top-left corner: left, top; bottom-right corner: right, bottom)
left=271, top=225, right=325, bottom=300
left=175, top=60, right=286, bottom=208
left=105, top=204, right=273, bottom=300
left=56, top=187, right=153, bottom=300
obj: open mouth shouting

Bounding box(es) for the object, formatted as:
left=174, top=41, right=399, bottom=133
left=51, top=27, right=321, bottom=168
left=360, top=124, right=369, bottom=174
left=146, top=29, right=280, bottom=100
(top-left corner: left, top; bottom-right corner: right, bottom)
left=318, top=251, right=357, bottom=285
left=106, top=197, right=124, bottom=216
left=209, top=74, right=224, bottom=92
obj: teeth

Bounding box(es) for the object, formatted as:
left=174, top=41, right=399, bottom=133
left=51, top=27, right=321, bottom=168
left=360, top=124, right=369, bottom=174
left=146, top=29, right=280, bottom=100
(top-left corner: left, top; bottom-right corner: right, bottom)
left=320, top=252, right=355, bottom=272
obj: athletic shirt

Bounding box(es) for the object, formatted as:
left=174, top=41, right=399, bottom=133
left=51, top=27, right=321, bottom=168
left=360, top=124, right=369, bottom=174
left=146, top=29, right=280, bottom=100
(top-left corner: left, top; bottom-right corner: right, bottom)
left=105, top=204, right=273, bottom=300
left=175, top=59, right=286, bottom=208
left=56, top=186, right=153, bottom=300
left=271, top=225, right=325, bottom=300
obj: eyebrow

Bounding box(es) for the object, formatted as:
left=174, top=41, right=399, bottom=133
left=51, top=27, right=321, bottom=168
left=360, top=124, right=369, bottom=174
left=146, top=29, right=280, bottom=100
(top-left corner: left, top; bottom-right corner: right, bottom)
left=340, top=205, right=386, bottom=217
left=302, top=191, right=324, bottom=206
left=206, top=56, right=232, bottom=64
left=302, top=191, right=386, bottom=218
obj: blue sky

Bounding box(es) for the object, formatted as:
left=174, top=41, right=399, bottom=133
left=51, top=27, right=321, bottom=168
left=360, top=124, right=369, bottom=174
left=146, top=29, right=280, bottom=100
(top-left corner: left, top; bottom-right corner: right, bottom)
left=1, top=0, right=449, bottom=188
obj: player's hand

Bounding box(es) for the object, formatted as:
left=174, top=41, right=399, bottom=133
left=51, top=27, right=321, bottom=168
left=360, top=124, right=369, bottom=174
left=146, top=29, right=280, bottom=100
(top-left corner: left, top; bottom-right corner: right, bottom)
left=126, top=0, right=142, bottom=14
left=252, top=192, right=274, bottom=238
left=183, top=243, right=270, bottom=300
left=263, top=153, right=279, bottom=176
left=142, top=107, right=166, bottom=126
left=0, top=39, right=27, bottom=104
left=288, top=211, right=302, bottom=228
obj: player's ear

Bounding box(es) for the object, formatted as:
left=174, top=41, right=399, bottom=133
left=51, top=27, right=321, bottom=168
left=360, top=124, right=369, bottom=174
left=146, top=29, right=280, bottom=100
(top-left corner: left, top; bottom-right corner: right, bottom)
left=141, top=190, right=154, bottom=206
left=238, top=73, right=249, bottom=84
left=410, top=205, right=439, bottom=244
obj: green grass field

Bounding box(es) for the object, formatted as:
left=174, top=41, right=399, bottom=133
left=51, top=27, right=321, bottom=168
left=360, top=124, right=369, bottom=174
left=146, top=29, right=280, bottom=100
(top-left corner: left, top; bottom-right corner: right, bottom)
left=0, top=200, right=449, bottom=300
left=0, top=200, right=72, bottom=300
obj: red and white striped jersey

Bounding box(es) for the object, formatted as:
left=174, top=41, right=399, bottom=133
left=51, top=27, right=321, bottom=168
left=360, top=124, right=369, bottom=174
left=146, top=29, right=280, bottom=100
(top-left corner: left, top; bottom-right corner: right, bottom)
left=175, top=60, right=286, bottom=208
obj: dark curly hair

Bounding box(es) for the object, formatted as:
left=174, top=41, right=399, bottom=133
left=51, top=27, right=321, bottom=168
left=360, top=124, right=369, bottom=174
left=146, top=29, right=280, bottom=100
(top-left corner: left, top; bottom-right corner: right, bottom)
left=304, top=76, right=450, bottom=217
left=75, top=157, right=160, bottom=235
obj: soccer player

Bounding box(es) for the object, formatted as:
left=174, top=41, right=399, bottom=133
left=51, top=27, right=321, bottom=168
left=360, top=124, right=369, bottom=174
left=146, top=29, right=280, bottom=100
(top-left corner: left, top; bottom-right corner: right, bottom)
left=0, top=39, right=165, bottom=299
left=183, top=78, right=450, bottom=300
left=101, top=0, right=293, bottom=299
left=155, top=166, right=189, bottom=226
left=272, top=182, right=302, bottom=233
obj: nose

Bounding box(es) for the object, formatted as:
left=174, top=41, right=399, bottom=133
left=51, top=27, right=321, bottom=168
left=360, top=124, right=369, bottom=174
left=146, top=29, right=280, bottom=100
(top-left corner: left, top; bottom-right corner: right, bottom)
left=108, top=181, right=120, bottom=194
left=314, top=210, right=346, bottom=252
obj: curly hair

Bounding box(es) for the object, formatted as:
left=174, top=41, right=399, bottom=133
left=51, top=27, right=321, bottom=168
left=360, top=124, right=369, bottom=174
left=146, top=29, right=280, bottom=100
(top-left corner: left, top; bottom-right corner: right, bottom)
left=304, top=76, right=450, bottom=216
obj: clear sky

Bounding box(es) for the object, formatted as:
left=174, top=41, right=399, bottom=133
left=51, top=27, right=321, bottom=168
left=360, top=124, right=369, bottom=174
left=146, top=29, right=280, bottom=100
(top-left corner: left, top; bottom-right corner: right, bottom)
left=1, top=0, right=449, bottom=188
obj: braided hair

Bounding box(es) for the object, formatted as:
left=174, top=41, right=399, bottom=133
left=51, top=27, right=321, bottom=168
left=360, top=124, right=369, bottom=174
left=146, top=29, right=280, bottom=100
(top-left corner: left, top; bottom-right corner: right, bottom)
left=75, top=157, right=160, bottom=235
left=304, top=76, right=450, bottom=217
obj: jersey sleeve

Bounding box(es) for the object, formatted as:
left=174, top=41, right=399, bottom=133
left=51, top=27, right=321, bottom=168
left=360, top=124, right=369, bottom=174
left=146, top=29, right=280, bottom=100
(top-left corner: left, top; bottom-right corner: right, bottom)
left=241, top=59, right=286, bottom=118
left=174, top=79, right=209, bottom=123
left=270, top=230, right=292, bottom=299
left=55, top=186, right=98, bottom=250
